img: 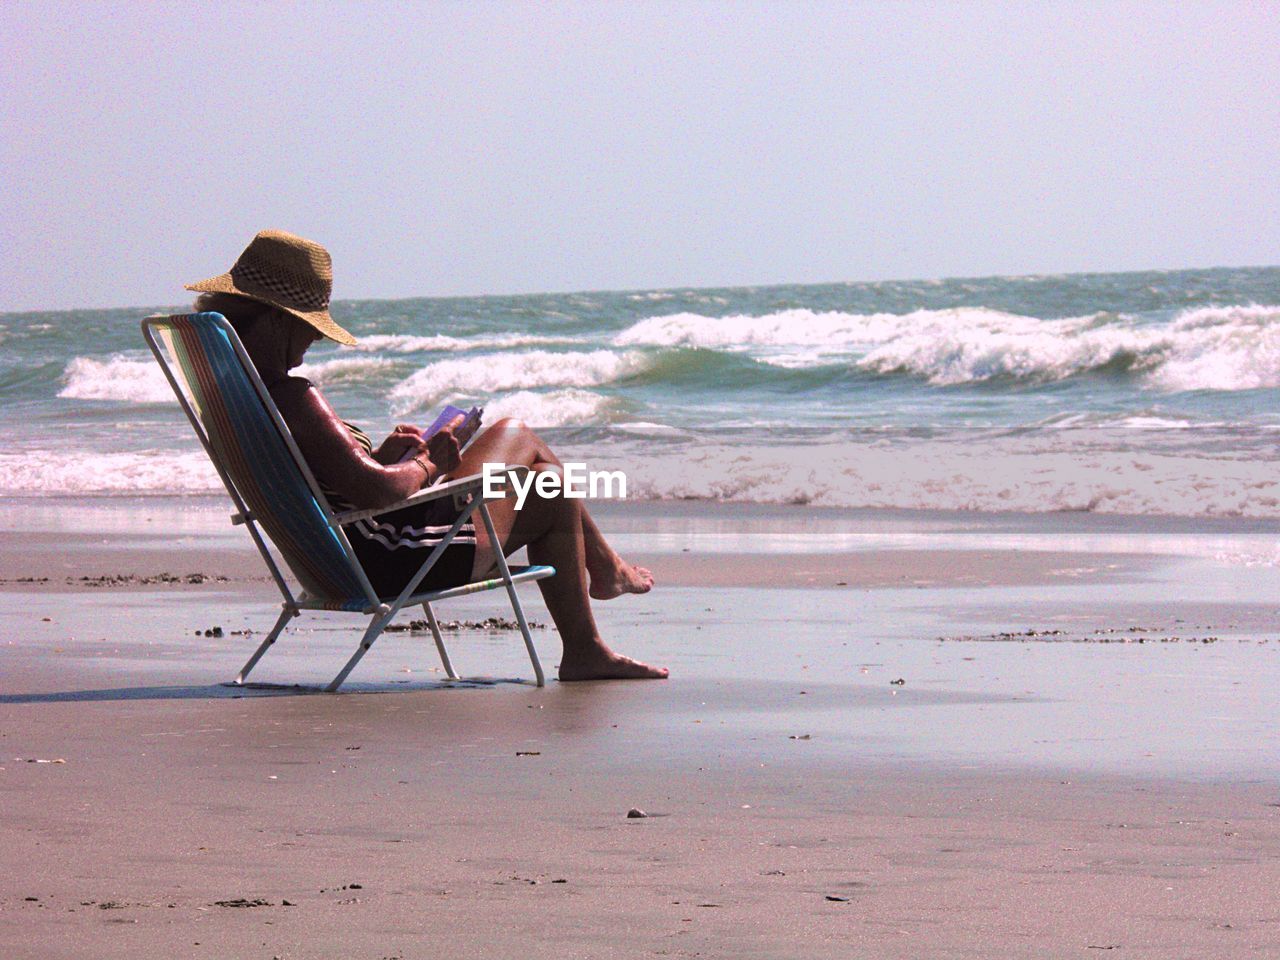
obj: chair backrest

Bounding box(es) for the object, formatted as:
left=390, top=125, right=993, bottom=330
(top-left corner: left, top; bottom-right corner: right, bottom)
left=143, top=312, right=368, bottom=602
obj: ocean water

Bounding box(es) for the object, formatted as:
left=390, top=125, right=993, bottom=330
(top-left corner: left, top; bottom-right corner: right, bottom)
left=3, top=266, right=1279, bottom=517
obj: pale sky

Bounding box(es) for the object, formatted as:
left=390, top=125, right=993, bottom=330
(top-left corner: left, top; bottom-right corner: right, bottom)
left=2, top=0, right=1276, bottom=311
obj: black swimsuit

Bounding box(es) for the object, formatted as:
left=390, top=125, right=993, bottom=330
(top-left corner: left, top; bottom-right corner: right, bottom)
left=323, top=423, right=477, bottom=596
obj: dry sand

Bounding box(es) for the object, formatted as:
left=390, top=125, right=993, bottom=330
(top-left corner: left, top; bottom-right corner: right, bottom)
left=2, top=502, right=1279, bottom=958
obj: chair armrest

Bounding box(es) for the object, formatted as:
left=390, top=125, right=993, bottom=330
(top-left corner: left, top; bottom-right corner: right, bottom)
left=330, top=473, right=483, bottom=526
left=328, top=464, right=532, bottom=526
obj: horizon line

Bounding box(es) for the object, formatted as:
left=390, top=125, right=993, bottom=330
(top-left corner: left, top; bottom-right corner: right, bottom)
left=2, top=261, right=1277, bottom=317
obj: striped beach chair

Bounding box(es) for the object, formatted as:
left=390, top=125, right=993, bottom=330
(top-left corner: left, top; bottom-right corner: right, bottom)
left=142, top=312, right=554, bottom=691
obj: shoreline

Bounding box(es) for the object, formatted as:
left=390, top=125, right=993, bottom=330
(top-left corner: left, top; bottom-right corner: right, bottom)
left=6, top=494, right=1279, bottom=594
left=0, top=528, right=1159, bottom=592
left=9, top=490, right=1280, bottom=530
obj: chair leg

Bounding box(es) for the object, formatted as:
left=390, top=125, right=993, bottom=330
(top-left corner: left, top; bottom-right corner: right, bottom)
left=325, top=614, right=391, bottom=692
left=423, top=603, right=459, bottom=680
left=232, top=606, right=295, bottom=685
left=507, top=588, right=545, bottom=687
left=477, top=503, right=545, bottom=687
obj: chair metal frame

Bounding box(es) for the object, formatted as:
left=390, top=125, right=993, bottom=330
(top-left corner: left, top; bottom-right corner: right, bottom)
left=142, top=312, right=554, bottom=691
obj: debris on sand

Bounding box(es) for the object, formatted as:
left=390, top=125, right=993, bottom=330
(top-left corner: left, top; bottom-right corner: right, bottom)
left=78, top=572, right=231, bottom=587
left=939, top=626, right=1230, bottom=645
left=385, top=616, right=547, bottom=633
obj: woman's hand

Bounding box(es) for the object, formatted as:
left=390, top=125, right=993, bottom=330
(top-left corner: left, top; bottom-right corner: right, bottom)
left=425, top=414, right=464, bottom=481
left=373, top=423, right=425, bottom=465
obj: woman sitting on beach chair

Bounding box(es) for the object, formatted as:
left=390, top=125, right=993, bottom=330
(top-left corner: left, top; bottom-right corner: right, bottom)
left=186, top=229, right=666, bottom=681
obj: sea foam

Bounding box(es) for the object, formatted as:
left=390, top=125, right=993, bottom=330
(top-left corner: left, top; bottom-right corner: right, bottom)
left=860, top=304, right=1280, bottom=390
left=294, top=356, right=393, bottom=384
left=58, top=356, right=172, bottom=403
left=5, top=427, right=1280, bottom=518
left=352, top=332, right=578, bottom=354
left=1148, top=305, right=1280, bottom=391
left=481, top=389, right=615, bottom=428
left=0, top=450, right=219, bottom=495
left=615, top=308, right=905, bottom=351
left=603, top=437, right=1280, bottom=517
left=388, top=350, right=647, bottom=415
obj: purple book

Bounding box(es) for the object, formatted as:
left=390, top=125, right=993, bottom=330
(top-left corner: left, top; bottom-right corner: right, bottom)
left=398, top=405, right=483, bottom=461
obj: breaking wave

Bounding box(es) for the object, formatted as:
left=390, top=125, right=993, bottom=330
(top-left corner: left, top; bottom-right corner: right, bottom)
left=0, top=450, right=220, bottom=495
left=388, top=349, right=649, bottom=415
left=58, top=356, right=171, bottom=403
left=482, top=389, right=616, bottom=428
left=615, top=304, right=1280, bottom=390
left=294, top=356, right=393, bottom=385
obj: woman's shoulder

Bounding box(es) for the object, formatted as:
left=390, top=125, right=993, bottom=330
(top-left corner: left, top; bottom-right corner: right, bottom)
left=269, top=374, right=316, bottom=401
left=269, top=375, right=330, bottom=424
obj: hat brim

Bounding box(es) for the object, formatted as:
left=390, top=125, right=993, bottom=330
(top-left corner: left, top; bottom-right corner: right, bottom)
left=185, top=273, right=357, bottom=346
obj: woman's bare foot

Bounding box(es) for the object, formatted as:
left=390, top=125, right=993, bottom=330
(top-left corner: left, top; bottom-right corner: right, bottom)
left=588, top=561, right=654, bottom=601
left=559, top=644, right=669, bottom=681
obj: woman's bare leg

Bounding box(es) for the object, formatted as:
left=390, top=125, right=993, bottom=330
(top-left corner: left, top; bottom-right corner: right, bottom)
left=455, top=419, right=665, bottom=681
left=457, top=420, right=651, bottom=598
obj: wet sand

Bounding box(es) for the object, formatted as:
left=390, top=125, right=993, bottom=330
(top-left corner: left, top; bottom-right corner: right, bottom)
left=2, top=500, right=1279, bottom=957
left=0, top=527, right=1148, bottom=592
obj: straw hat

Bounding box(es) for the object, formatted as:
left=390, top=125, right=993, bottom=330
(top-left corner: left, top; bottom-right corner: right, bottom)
left=185, top=229, right=357, bottom=345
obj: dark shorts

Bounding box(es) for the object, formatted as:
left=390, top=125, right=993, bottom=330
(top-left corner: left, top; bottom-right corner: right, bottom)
left=345, top=496, right=478, bottom=598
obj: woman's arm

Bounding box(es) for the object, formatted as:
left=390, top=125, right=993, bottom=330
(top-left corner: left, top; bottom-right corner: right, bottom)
left=273, top=378, right=439, bottom=510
